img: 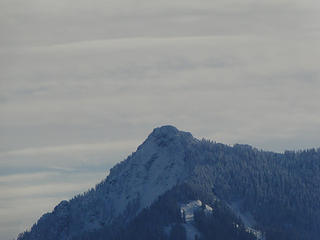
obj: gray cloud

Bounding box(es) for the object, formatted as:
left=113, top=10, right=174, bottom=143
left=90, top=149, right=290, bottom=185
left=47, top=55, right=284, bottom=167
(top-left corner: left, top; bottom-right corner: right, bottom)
left=1, top=0, right=320, bottom=238
left=1, top=0, right=319, bottom=47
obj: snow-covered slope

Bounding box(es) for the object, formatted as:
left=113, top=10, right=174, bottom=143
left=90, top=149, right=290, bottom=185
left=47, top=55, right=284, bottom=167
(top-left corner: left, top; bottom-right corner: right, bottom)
left=97, top=125, right=197, bottom=220
left=18, top=125, right=319, bottom=240
left=19, top=126, right=198, bottom=239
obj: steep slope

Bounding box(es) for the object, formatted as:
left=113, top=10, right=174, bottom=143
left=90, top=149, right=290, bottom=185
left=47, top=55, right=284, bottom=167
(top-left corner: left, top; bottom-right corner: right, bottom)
left=17, top=126, right=320, bottom=240
left=96, top=125, right=196, bottom=219
left=17, top=126, right=198, bottom=240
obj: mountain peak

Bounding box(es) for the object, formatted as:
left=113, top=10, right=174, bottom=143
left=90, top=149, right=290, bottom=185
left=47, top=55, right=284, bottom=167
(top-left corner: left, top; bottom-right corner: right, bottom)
left=151, top=125, right=179, bottom=136
left=16, top=126, right=320, bottom=240
left=147, top=125, right=193, bottom=143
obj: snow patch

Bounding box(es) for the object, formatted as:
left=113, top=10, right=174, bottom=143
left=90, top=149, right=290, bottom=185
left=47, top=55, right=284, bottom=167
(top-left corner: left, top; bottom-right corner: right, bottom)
left=180, top=200, right=213, bottom=223
left=228, top=201, right=265, bottom=240
left=179, top=200, right=213, bottom=240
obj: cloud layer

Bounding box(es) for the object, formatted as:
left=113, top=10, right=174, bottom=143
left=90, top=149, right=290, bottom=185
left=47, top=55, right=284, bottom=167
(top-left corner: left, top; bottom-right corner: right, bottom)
left=1, top=0, right=320, bottom=239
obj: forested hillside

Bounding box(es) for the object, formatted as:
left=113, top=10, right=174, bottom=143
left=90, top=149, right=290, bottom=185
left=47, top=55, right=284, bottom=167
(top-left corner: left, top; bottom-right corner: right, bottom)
left=188, top=140, right=320, bottom=239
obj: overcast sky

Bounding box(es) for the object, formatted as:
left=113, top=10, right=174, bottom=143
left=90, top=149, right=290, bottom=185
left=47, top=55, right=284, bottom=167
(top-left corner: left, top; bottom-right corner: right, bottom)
left=1, top=0, right=320, bottom=239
